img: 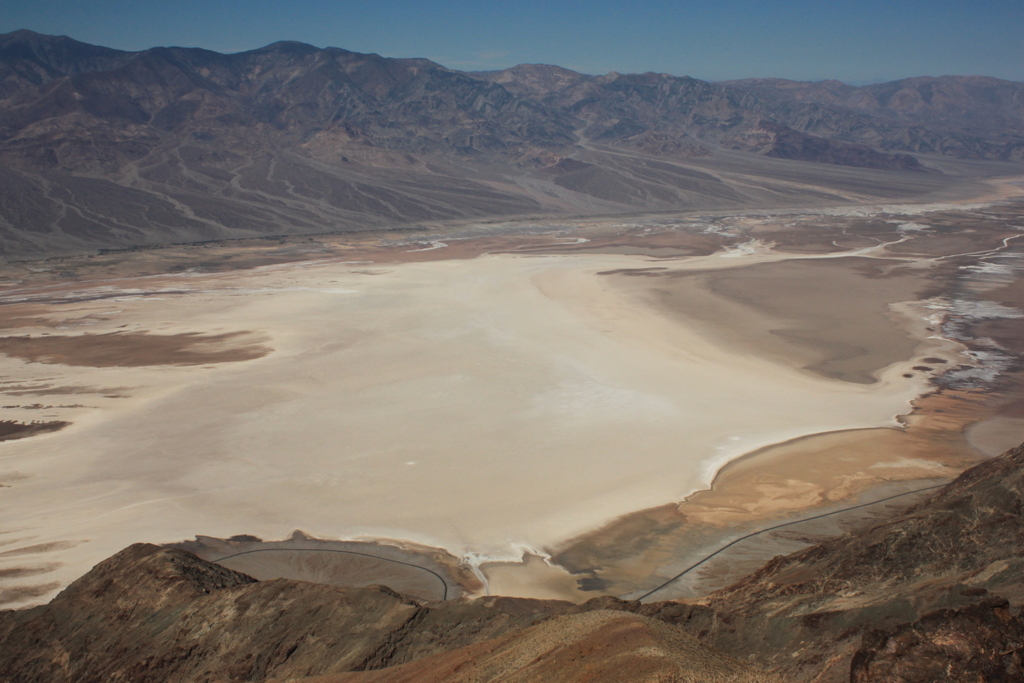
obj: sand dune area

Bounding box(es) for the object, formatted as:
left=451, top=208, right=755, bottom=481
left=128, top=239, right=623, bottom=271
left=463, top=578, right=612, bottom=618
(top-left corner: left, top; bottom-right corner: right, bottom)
left=1, top=192, right=1023, bottom=607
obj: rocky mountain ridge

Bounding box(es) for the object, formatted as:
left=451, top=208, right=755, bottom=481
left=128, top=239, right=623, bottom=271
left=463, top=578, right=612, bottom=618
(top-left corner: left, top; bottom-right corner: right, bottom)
left=0, top=30, right=1021, bottom=259
left=3, top=443, right=1023, bottom=682
left=473, top=64, right=1024, bottom=162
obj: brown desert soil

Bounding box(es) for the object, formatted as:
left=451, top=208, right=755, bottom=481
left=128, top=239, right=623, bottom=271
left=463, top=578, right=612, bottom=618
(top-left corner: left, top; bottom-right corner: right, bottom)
left=609, top=256, right=926, bottom=384
left=0, top=331, right=270, bottom=367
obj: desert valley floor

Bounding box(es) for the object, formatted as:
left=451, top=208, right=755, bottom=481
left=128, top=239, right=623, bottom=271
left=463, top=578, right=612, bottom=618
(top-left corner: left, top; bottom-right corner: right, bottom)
left=2, top=178, right=1024, bottom=609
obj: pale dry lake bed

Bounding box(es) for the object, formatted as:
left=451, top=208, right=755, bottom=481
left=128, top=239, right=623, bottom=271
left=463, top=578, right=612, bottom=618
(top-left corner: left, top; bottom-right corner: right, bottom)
left=2, top=181, right=1024, bottom=607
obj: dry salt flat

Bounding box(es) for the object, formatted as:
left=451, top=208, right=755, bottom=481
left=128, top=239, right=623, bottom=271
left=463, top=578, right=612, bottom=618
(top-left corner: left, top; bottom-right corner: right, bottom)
left=0, top=236, right=975, bottom=607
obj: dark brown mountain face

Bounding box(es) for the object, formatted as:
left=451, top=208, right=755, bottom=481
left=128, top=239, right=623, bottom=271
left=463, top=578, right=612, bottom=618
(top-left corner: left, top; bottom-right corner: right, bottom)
left=850, top=599, right=1024, bottom=682
left=722, top=75, right=1024, bottom=160
left=0, top=31, right=586, bottom=259
left=0, top=35, right=577, bottom=167
left=475, top=67, right=1024, bottom=163
left=0, top=30, right=135, bottom=97
left=726, top=118, right=925, bottom=170
left=657, top=442, right=1024, bottom=681
left=2, top=443, right=1023, bottom=682
left=0, top=29, right=1021, bottom=259
left=0, top=543, right=772, bottom=683
left=0, top=543, right=563, bottom=682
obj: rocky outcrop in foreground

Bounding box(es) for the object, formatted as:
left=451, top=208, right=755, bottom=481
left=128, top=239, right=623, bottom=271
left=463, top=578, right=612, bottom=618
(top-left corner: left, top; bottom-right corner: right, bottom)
left=2, top=444, right=1024, bottom=682
left=0, top=544, right=775, bottom=682
left=680, top=441, right=1024, bottom=680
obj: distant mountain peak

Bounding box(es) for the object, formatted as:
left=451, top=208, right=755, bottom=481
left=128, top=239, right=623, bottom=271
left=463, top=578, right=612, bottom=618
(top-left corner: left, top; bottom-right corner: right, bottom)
left=0, top=28, right=129, bottom=54
left=247, top=39, right=323, bottom=56
left=469, top=62, right=591, bottom=99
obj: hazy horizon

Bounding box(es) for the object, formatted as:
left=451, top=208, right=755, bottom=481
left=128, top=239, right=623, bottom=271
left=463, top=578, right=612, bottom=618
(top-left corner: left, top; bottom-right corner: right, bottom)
left=10, top=26, right=1019, bottom=87
left=3, top=0, right=1022, bottom=84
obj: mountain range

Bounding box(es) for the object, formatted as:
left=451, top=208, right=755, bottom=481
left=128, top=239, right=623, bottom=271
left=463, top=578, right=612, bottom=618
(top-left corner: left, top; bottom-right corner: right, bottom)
left=0, top=29, right=1022, bottom=258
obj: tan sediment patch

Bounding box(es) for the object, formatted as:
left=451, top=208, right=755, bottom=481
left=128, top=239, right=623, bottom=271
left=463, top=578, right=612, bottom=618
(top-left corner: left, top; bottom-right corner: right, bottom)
left=0, top=563, right=61, bottom=579
left=0, top=534, right=34, bottom=548
left=682, top=422, right=972, bottom=527
left=173, top=533, right=480, bottom=602
left=609, top=256, right=926, bottom=384
left=882, top=201, right=1024, bottom=259
left=745, top=216, right=896, bottom=255
left=966, top=417, right=1024, bottom=457
left=500, top=228, right=727, bottom=259
left=479, top=554, right=592, bottom=603
left=0, top=384, right=131, bottom=397
left=0, top=316, right=53, bottom=330
left=0, top=541, right=84, bottom=557
left=710, top=381, right=997, bottom=516
left=0, top=582, right=60, bottom=605
left=0, top=304, right=61, bottom=329
left=552, top=386, right=993, bottom=599
left=0, top=331, right=270, bottom=367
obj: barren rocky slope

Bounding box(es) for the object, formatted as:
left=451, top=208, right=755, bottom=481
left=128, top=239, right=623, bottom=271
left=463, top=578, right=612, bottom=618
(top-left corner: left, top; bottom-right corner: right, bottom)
left=2, top=443, right=1022, bottom=682
left=722, top=75, right=1024, bottom=159
left=0, top=30, right=1020, bottom=258
left=0, top=544, right=774, bottom=683
left=473, top=65, right=1024, bottom=163
left=671, top=441, right=1024, bottom=681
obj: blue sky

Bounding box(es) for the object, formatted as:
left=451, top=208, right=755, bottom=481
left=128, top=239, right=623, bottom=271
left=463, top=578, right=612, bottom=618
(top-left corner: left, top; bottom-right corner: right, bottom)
left=2, top=0, right=1021, bottom=82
